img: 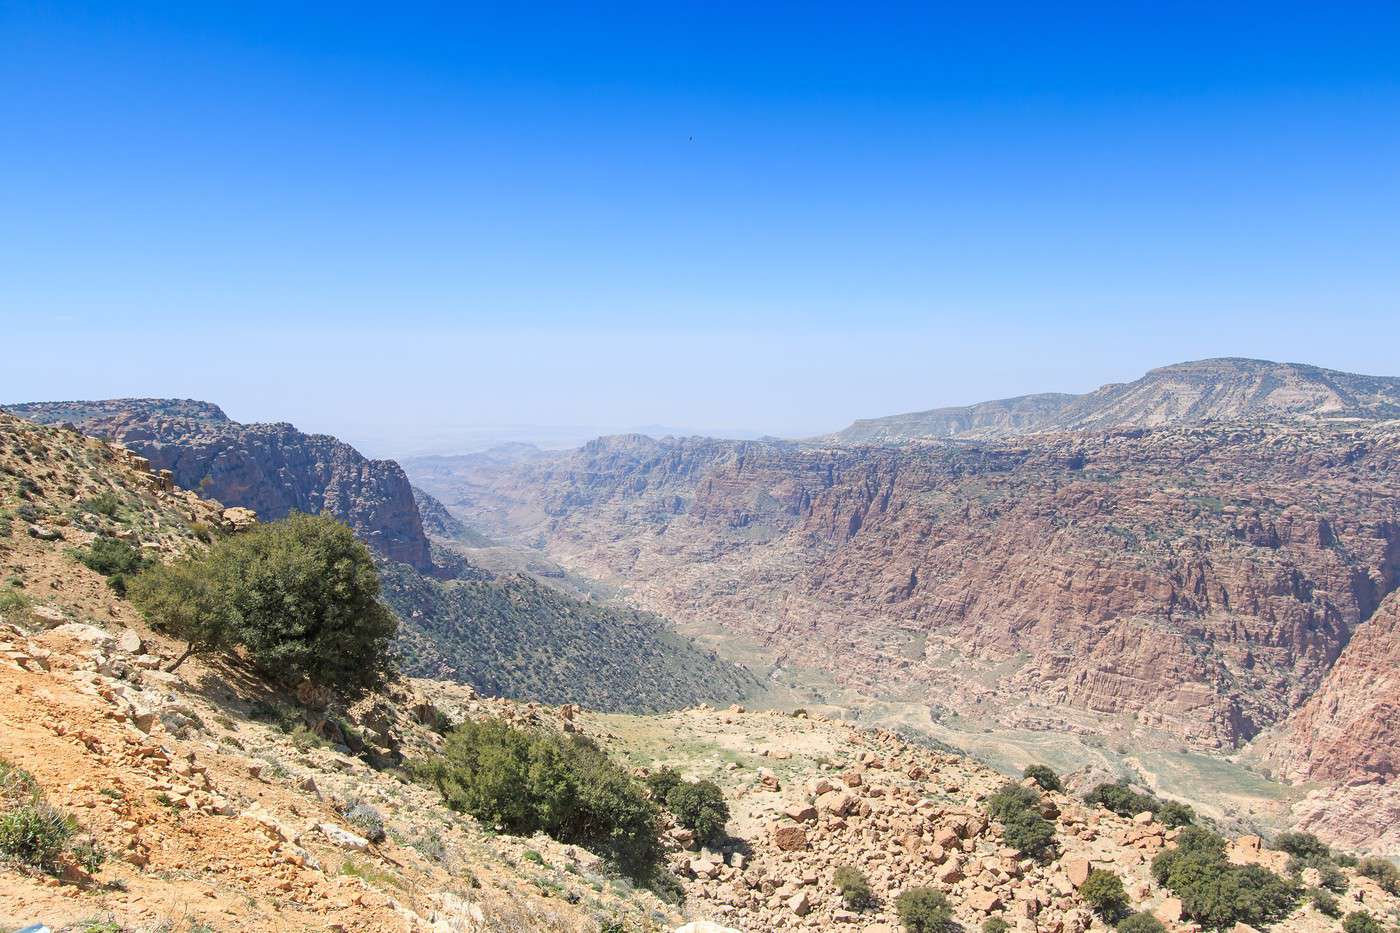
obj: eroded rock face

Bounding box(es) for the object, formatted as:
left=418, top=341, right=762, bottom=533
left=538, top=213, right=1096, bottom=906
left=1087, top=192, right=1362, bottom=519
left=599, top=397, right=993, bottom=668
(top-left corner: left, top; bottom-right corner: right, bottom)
left=11, top=399, right=434, bottom=573
left=417, top=422, right=1400, bottom=751
left=1275, top=591, right=1400, bottom=785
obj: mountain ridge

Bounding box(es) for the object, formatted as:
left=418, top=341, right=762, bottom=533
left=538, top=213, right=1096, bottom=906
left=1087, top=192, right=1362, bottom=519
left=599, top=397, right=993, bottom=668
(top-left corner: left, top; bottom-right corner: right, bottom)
left=830, top=357, right=1400, bottom=444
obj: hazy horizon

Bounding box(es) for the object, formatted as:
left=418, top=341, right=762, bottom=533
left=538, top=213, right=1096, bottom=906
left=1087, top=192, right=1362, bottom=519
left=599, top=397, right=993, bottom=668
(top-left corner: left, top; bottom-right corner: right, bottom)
left=3, top=4, right=1398, bottom=455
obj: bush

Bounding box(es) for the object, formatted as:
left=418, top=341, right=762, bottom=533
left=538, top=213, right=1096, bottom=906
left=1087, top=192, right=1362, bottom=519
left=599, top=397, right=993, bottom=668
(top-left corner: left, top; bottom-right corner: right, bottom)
left=895, top=886, right=954, bottom=933
left=1151, top=826, right=1300, bottom=930
left=131, top=512, right=397, bottom=686
left=1288, top=853, right=1347, bottom=893
left=1002, top=806, right=1056, bottom=859
left=1023, top=764, right=1062, bottom=792
left=835, top=865, right=875, bottom=910
left=1085, top=780, right=1160, bottom=818
left=986, top=781, right=1041, bottom=822
left=1116, top=913, right=1167, bottom=933
left=0, top=803, right=75, bottom=871
left=1308, top=886, right=1340, bottom=917
left=665, top=780, right=729, bottom=846
left=1157, top=800, right=1195, bottom=828
left=412, top=718, right=661, bottom=878
left=1273, top=831, right=1330, bottom=860
left=983, top=918, right=1011, bottom=933
left=644, top=767, right=683, bottom=802
left=1343, top=912, right=1386, bottom=933
left=71, top=836, right=109, bottom=874
left=1358, top=857, right=1400, bottom=895
left=74, top=536, right=150, bottom=596
left=1080, top=868, right=1129, bottom=919
left=985, top=780, right=1056, bottom=859
left=342, top=801, right=386, bottom=843
left=82, top=491, right=123, bottom=518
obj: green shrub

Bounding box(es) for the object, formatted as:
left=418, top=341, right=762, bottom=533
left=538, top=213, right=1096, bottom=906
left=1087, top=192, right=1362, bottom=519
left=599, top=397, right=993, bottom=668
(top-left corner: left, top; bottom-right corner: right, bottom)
left=983, top=917, right=1011, bottom=933
left=665, top=780, right=729, bottom=846
left=1308, top=886, right=1340, bottom=917
left=1001, top=806, right=1056, bottom=859
left=1151, top=826, right=1300, bottom=930
left=0, top=757, right=40, bottom=805
left=75, top=535, right=147, bottom=577
left=1085, top=780, right=1160, bottom=818
left=1023, top=764, right=1062, bottom=792
left=131, top=512, right=397, bottom=686
left=81, top=491, right=123, bottom=518
left=0, top=803, right=76, bottom=871
left=412, top=718, right=661, bottom=878
left=895, top=886, right=954, bottom=933
left=1080, top=868, right=1129, bottom=919
left=74, top=535, right=150, bottom=595
left=342, top=800, right=386, bottom=844
left=984, top=780, right=1056, bottom=859
left=71, top=836, right=109, bottom=874
left=1116, top=913, right=1167, bottom=933
left=644, top=767, right=683, bottom=802
left=1343, top=912, right=1386, bottom=933
left=1288, top=853, right=1347, bottom=893
left=1273, top=831, right=1330, bottom=860
left=1357, top=857, right=1400, bottom=895
left=835, top=864, right=875, bottom=910
left=985, top=781, right=1041, bottom=822
left=1156, top=800, right=1195, bottom=828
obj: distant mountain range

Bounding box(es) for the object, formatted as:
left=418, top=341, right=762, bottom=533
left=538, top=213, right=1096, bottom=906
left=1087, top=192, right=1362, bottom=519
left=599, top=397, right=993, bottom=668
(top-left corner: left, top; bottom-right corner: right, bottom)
left=829, top=358, right=1400, bottom=443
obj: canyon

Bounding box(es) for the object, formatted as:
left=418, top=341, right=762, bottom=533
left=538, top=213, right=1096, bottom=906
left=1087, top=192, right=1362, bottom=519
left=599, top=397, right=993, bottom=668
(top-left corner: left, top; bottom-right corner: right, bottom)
left=404, top=359, right=1400, bottom=852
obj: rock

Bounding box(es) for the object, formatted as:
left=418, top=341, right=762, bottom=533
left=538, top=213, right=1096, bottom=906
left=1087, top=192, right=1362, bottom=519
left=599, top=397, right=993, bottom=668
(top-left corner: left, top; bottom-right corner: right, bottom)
left=48, top=623, right=116, bottom=648
left=1155, top=898, right=1184, bottom=923
left=772, top=824, right=807, bottom=851
left=115, top=629, right=142, bottom=654
left=1132, top=811, right=1155, bottom=825
left=1064, top=857, right=1091, bottom=888
left=675, top=924, right=742, bottom=933
left=968, top=890, right=1002, bottom=913
left=28, top=605, right=67, bottom=629
left=27, top=523, right=62, bottom=541
left=784, top=803, right=818, bottom=823
left=319, top=822, right=370, bottom=851
left=788, top=889, right=811, bottom=916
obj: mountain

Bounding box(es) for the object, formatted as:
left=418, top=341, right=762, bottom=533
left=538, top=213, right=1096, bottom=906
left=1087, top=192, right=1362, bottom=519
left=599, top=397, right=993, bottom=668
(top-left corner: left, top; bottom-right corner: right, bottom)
left=831, top=358, right=1400, bottom=443
left=7, top=398, right=436, bottom=573
left=411, top=411, right=1400, bottom=850
left=4, top=400, right=756, bottom=715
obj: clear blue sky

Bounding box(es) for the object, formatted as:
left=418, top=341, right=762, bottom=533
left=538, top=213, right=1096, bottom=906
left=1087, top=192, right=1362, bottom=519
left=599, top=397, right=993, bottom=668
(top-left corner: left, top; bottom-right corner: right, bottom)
left=3, top=2, right=1398, bottom=452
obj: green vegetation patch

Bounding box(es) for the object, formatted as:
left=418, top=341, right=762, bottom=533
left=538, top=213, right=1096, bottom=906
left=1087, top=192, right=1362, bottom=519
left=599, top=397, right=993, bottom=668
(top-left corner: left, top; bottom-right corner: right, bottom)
left=412, top=718, right=662, bottom=880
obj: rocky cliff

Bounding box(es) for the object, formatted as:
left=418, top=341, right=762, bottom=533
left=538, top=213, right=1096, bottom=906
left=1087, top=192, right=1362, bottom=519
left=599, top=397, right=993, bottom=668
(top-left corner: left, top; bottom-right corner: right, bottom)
left=8, top=398, right=436, bottom=573
left=830, top=358, right=1400, bottom=443
left=413, top=422, right=1400, bottom=752
left=1273, top=590, right=1400, bottom=786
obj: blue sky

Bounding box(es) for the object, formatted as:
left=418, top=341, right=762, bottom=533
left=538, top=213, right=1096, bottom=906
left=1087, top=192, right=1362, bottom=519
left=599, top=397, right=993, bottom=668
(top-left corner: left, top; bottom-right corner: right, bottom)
left=2, top=2, right=1398, bottom=452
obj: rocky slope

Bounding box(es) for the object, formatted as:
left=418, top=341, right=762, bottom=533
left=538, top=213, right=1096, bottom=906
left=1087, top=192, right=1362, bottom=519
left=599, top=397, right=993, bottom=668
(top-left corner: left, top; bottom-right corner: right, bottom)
left=3, top=412, right=1398, bottom=931
left=830, top=358, right=1400, bottom=443
left=7, top=399, right=436, bottom=573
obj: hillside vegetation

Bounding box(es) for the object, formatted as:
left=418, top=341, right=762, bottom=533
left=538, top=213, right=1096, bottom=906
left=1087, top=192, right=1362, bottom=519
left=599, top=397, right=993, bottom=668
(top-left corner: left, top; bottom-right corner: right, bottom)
left=380, top=562, right=757, bottom=712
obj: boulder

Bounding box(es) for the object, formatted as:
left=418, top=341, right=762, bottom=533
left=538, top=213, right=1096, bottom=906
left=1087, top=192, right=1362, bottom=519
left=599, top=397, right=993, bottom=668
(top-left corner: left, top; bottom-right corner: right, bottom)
left=318, top=823, right=370, bottom=851
left=772, top=824, right=808, bottom=851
